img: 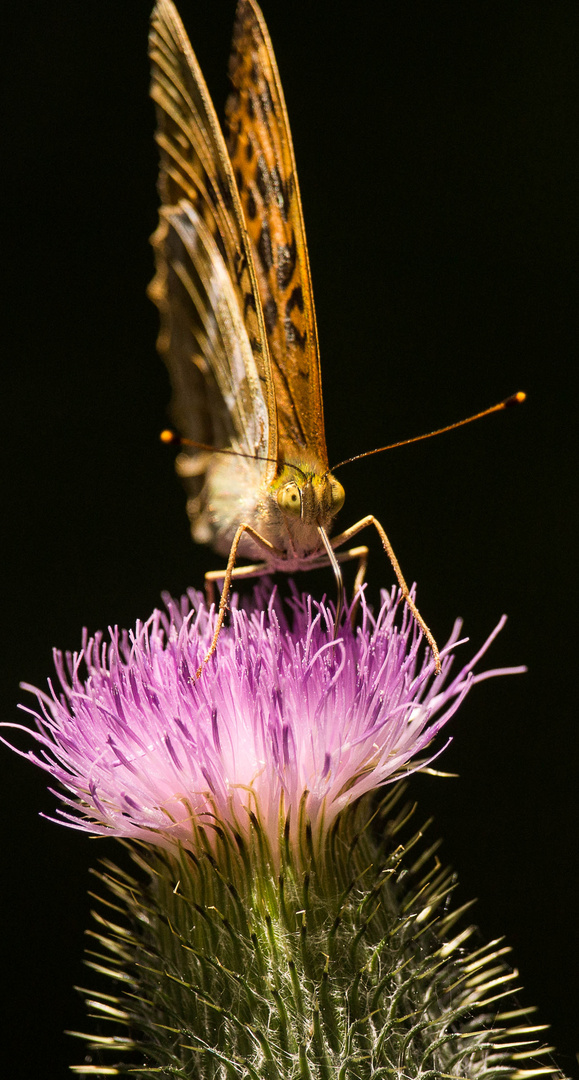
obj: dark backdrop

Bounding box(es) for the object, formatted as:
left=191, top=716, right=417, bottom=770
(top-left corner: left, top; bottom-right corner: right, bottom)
left=2, top=2, right=577, bottom=1076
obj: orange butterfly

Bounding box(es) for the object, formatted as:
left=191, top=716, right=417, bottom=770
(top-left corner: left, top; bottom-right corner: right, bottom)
left=148, top=0, right=441, bottom=675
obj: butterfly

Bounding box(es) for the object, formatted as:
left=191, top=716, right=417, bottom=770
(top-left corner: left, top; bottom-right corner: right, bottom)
left=148, top=0, right=441, bottom=676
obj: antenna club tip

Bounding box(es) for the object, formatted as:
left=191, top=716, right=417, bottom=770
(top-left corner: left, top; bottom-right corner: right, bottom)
left=160, top=428, right=178, bottom=444
left=505, top=391, right=526, bottom=407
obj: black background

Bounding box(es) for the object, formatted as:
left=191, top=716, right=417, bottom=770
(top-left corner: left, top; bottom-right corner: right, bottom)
left=2, top=1, right=577, bottom=1076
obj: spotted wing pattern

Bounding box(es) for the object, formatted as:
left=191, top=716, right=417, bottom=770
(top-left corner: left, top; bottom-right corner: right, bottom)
left=148, top=0, right=277, bottom=491
left=226, top=0, right=328, bottom=469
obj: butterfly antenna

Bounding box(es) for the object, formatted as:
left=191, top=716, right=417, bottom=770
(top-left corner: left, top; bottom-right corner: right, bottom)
left=330, top=391, right=526, bottom=472
left=160, top=430, right=280, bottom=469
left=161, top=431, right=311, bottom=480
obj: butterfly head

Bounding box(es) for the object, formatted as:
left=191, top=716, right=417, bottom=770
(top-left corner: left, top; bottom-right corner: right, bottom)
left=274, top=462, right=345, bottom=530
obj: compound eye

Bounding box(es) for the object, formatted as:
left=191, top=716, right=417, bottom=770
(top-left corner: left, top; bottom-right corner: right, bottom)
left=277, top=481, right=302, bottom=517
left=329, top=477, right=345, bottom=513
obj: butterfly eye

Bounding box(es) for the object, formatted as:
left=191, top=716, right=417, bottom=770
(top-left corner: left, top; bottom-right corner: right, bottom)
left=329, top=478, right=345, bottom=513
left=277, top=482, right=302, bottom=517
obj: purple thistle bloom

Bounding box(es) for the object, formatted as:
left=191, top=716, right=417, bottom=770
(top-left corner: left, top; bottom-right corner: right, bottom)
left=3, top=587, right=523, bottom=856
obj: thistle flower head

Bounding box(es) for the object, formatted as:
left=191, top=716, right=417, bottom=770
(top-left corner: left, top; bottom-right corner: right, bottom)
left=4, top=587, right=520, bottom=857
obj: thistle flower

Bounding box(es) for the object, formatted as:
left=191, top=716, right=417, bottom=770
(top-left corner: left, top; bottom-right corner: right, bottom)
left=6, top=587, right=563, bottom=1079
left=5, top=586, right=520, bottom=861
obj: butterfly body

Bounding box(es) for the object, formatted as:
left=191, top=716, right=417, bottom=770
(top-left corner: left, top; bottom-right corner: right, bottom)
left=178, top=445, right=344, bottom=569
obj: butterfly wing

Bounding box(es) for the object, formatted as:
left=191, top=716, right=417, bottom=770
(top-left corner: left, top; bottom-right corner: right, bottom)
left=225, top=0, right=328, bottom=470
left=148, top=0, right=277, bottom=529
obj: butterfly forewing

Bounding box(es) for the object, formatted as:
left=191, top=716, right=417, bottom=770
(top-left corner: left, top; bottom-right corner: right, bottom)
left=226, top=0, right=327, bottom=469
left=149, top=0, right=277, bottom=479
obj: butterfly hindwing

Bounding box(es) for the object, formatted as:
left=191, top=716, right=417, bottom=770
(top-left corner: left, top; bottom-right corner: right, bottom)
left=151, top=202, right=269, bottom=459
left=149, top=0, right=277, bottom=477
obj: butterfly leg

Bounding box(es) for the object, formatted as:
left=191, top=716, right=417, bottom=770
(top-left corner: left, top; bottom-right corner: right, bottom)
left=204, top=576, right=217, bottom=610
left=342, top=544, right=369, bottom=597
left=330, top=516, right=441, bottom=674
left=204, top=554, right=272, bottom=609
left=338, top=544, right=369, bottom=627
left=206, top=559, right=270, bottom=589
left=197, top=523, right=283, bottom=679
